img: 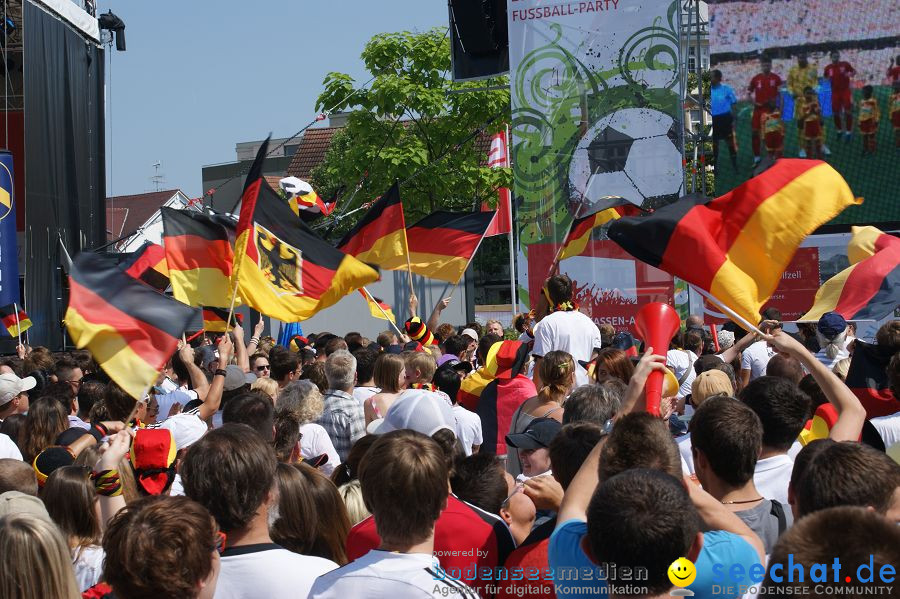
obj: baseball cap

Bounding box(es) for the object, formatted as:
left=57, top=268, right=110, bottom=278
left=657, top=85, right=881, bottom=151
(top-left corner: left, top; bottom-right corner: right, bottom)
left=159, top=413, right=207, bottom=450
left=817, top=312, right=847, bottom=339
left=460, top=328, right=479, bottom=342
left=437, top=358, right=473, bottom=375
left=0, top=372, right=36, bottom=407
left=196, top=346, right=218, bottom=371
left=0, top=491, right=52, bottom=523
left=505, top=417, right=562, bottom=450
left=368, top=388, right=457, bottom=437
left=223, top=365, right=256, bottom=391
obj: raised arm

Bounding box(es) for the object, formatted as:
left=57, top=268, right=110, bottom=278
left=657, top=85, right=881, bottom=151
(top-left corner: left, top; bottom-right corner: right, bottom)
left=247, top=318, right=265, bottom=355
left=94, top=429, right=134, bottom=529
left=196, top=335, right=233, bottom=422
left=178, top=343, right=210, bottom=401
left=766, top=329, right=865, bottom=442
left=231, top=322, right=249, bottom=373
left=427, top=297, right=451, bottom=333
left=620, top=348, right=668, bottom=416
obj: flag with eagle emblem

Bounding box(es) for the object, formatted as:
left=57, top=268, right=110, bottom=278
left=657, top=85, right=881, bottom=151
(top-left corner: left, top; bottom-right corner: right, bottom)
left=233, top=138, right=379, bottom=322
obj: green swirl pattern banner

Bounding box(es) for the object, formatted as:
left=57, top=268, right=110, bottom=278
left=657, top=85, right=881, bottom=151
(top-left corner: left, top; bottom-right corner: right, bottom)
left=508, top=0, right=683, bottom=306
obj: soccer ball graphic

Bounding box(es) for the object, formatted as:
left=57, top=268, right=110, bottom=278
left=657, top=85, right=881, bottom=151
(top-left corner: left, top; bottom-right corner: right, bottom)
left=569, top=107, right=683, bottom=211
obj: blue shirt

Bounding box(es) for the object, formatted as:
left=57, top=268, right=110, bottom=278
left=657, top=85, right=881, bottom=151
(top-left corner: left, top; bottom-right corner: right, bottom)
left=548, top=519, right=761, bottom=599
left=711, top=83, right=738, bottom=116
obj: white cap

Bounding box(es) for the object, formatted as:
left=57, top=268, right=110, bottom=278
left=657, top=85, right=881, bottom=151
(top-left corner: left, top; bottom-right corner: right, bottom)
left=159, top=413, right=207, bottom=451
left=368, top=389, right=457, bottom=438
left=0, top=373, right=36, bottom=407
left=461, top=328, right=479, bottom=341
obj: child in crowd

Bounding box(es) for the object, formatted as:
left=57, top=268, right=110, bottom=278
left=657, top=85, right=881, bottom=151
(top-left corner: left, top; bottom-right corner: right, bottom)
left=801, top=87, right=824, bottom=159
left=761, top=99, right=784, bottom=159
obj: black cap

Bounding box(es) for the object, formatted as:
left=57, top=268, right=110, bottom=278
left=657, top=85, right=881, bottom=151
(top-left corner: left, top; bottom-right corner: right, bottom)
left=505, top=417, right=562, bottom=450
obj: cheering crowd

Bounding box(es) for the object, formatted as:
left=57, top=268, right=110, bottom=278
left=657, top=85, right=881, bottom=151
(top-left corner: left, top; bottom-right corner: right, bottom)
left=0, top=273, right=898, bottom=598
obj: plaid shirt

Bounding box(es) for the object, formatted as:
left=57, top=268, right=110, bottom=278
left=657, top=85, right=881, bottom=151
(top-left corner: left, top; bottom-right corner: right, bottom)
left=317, top=389, right=366, bottom=462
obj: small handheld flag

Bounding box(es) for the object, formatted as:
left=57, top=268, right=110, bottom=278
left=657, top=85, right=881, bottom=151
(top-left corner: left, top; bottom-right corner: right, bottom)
left=202, top=307, right=243, bottom=333
left=0, top=303, right=31, bottom=338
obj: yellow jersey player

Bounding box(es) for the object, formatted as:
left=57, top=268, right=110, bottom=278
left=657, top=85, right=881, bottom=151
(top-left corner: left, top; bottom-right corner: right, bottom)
left=801, top=87, right=824, bottom=159
left=788, top=53, right=829, bottom=157
left=858, top=85, right=880, bottom=155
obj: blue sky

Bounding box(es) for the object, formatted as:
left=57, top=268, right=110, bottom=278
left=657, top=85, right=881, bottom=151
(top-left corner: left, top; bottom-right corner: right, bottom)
left=100, top=1, right=447, bottom=198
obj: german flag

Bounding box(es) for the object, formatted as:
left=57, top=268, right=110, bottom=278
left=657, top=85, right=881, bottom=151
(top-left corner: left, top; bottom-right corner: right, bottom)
left=405, top=211, right=495, bottom=283
left=844, top=340, right=899, bottom=418
left=120, top=242, right=170, bottom=291
left=800, top=226, right=900, bottom=322
left=161, top=207, right=234, bottom=307
left=0, top=304, right=31, bottom=337
left=233, top=138, right=379, bottom=322
left=559, top=206, right=632, bottom=261
left=202, top=307, right=243, bottom=333
left=608, top=160, right=859, bottom=326
left=337, top=182, right=409, bottom=270
left=65, top=252, right=198, bottom=399
left=358, top=289, right=395, bottom=324
left=457, top=340, right=530, bottom=411
left=279, top=176, right=335, bottom=220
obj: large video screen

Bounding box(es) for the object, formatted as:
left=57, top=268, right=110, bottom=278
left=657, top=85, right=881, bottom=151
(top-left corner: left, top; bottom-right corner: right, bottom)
left=709, top=0, right=899, bottom=225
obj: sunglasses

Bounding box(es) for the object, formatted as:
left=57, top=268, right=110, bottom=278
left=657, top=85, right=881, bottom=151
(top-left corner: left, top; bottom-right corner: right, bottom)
left=214, top=530, right=227, bottom=554
left=255, top=365, right=270, bottom=372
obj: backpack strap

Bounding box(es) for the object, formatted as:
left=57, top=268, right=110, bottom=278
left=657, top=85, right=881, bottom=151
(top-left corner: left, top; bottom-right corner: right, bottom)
left=770, top=499, right=788, bottom=536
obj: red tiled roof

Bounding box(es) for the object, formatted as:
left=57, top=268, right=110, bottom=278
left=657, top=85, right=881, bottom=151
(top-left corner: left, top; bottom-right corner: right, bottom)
left=264, top=175, right=282, bottom=190
left=286, top=127, right=341, bottom=180
left=106, top=189, right=182, bottom=241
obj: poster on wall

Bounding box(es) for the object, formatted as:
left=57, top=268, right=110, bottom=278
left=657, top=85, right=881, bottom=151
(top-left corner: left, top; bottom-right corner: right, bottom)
left=508, top=0, right=684, bottom=311
left=708, top=0, right=899, bottom=225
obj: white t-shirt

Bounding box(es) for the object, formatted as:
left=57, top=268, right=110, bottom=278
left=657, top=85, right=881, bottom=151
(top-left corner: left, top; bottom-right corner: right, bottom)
left=452, top=405, right=483, bottom=456
left=73, top=545, right=104, bottom=592
left=753, top=453, right=794, bottom=506
left=309, top=549, right=478, bottom=599
left=667, top=349, right=698, bottom=398
left=299, top=422, right=340, bottom=475
left=813, top=345, right=850, bottom=371
left=870, top=412, right=900, bottom=449
left=215, top=543, right=337, bottom=599
left=741, top=341, right=775, bottom=381
left=0, top=433, right=22, bottom=460
left=532, top=310, right=602, bottom=386
left=155, top=389, right=199, bottom=421
left=353, top=386, right=380, bottom=404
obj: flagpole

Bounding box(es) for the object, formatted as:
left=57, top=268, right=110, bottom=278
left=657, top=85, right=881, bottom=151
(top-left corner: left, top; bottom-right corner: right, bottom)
left=504, top=124, right=517, bottom=323
left=362, top=286, right=404, bottom=338
left=13, top=302, right=20, bottom=347
left=224, top=284, right=240, bottom=336
left=689, top=285, right=766, bottom=337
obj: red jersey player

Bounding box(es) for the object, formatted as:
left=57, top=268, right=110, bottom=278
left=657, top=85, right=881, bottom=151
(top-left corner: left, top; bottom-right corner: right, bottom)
left=824, top=50, right=855, bottom=140
left=888, top=55, right=900, bottom=84
left=748, top=57, right=783, bottom=164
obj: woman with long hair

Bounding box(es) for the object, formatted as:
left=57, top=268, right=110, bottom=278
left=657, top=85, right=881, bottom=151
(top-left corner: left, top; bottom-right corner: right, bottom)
left=593, top=347, right=635, bottom=385
left=506, top=350, right=575, bottom=478
left=0, top=512, right=81, bottom=599
left=42, top=466, right=104, bottom=591
left=271, top=462, right=351, bottom=565
left=365, top=354, right=406, bottom=424
left=19, top=397, right=68, bottom=463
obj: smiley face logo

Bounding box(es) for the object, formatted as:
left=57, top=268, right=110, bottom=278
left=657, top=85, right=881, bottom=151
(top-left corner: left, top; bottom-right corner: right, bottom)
left=668, top=557, right=696, bottom=588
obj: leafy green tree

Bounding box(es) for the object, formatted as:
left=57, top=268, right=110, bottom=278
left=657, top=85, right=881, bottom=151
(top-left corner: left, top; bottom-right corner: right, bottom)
left=684, top=69, right=716, bottom=195
left=310, top=28, right=511, bottom=239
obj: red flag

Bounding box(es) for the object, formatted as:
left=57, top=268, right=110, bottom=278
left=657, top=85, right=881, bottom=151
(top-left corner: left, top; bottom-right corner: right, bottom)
left=482, top=131, right=512, bottom=237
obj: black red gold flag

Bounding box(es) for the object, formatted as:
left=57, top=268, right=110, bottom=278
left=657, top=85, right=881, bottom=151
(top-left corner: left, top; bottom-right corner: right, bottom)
left=404, top=211, right=496, bottom=283
left=161, top=207, right=234, bottom=307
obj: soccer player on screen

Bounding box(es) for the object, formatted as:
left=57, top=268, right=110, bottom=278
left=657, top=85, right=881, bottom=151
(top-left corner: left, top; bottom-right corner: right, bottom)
left=888, top=55, right=900, bottom=84
left=711, top=69, right=738, bottom=170
left=823, top=50, right=855, bottom=141
left=858, top=85, right=880, bottom=155
left=788, top=53, right=828, bottom=157
left=761, top=100, right=784, bottom=159
left=748, top=57, right=783, bottom=165
left=891, top=80, right=900, bottom=148
left=801, top=87, right=824, bottom=159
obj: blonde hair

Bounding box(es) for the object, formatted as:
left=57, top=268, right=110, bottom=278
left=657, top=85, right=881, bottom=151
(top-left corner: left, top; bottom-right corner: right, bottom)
left=338, top=480, right=371, bottom=526
left=251, top=376, right=279, bottom=401
left=538, top=350, right=576, bottom=400
left=373, top=354, right=404, bottom=393
left=403, top=352, right=436, bottom=384
left=0, top=513, right=81, bottom=599
left=691, top=370, right=734, bottom=407
left=832, top=357, right=851, bottom=381
left=277, top=380, right=324, bottom=424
